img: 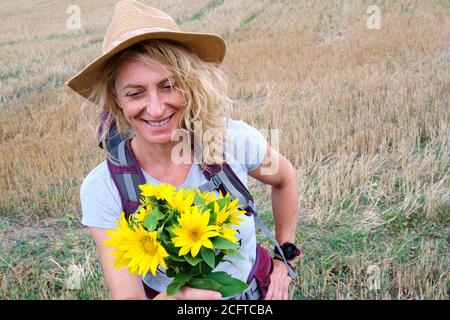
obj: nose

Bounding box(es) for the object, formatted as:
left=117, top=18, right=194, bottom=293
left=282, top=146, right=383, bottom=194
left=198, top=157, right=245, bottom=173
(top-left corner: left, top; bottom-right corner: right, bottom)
left=145, top=90, right=165, bottom=119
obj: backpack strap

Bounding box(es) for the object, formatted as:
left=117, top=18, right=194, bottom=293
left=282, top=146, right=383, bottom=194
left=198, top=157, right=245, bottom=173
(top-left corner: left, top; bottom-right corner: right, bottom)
left=199, top=164, right=228, bottom=198
left=106, top=139, right=145, bottom=220
left=98, top=111, right=126, bottom=151
left=254, top=218, right=298, bottom=279
left=199, top=164, right=256, bottom=216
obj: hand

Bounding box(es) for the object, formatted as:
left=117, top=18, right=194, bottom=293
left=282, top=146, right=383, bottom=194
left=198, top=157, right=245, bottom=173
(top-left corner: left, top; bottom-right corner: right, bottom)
left=265, top=259, right=292, bottom=300
left=155, top=286, right=222, bottom=300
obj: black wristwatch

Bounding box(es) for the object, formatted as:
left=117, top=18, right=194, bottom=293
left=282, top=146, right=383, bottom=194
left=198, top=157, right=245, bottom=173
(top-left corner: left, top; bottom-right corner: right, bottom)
left=274, top=242, right=301, bottom=262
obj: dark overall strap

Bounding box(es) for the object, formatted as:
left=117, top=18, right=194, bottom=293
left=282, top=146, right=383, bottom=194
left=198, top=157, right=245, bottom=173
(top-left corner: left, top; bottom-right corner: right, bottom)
left=200, top=164, right=256, bottom=216
left=98, top=111, right=126, bottom=151
left=106, top=139, right=146, bottom=219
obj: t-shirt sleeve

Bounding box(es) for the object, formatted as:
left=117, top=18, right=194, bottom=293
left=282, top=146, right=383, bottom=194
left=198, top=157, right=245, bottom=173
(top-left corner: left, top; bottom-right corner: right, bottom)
left=225, top=119, right=268, bottom=172
left=80, top=162, right=123, bottom=230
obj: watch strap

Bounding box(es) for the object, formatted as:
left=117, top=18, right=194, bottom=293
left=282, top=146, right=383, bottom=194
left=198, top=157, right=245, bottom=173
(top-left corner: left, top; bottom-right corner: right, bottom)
left=254, top=217, right=298, bottom=279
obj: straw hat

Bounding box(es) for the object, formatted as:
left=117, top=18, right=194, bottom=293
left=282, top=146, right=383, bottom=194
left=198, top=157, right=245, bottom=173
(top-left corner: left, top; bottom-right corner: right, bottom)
left=65, top=0, right=226, bottom=101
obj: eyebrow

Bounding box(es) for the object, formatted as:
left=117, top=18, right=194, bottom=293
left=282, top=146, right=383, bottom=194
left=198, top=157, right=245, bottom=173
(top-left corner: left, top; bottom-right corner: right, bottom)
left=121, top=76, right=175, bottom=91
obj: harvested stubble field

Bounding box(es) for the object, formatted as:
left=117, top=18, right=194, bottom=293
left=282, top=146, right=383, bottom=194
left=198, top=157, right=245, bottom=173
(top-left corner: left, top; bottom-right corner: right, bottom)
left=0, top=0, right=449, bottom=299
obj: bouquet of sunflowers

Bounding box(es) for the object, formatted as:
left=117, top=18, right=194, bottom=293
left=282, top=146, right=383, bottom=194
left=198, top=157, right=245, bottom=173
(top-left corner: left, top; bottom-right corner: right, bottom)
left=103, top=182, right=249, bottom=298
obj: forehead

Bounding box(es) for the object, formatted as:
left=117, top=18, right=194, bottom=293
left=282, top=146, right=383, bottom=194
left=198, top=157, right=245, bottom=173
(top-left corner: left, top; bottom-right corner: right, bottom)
left=115, top=59, right=173, bottom=85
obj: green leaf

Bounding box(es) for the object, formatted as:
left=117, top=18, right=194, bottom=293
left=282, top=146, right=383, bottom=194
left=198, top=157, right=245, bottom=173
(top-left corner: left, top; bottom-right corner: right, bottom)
left=166, top=267, right=176, bottom=278
left=222, top=249, right=245, bottom=261
left=184, top=253, right=202, bottom=266
left=169, top=255, right=185, bottom=262
left=201, top=262, right=213, bottom=274
left=167, top=273, right=193, bottom=296
left=166, top=224, right=176, bottom=235
left=156, top=223, right=165, bottom=234
left=150, top=207, right=165, bottom=220
left=188, top=278, right=222, bottom=291
left=200, top=247, right=216, bottom=269
left=212, top=237, right=239, bottom=250
left=194, top=193, right=207, bottom=210
left=214, top=251, right=225, bottom=266
left=143, top=214, right=157, bottom=231
left=208, top=211, right=217, bottom=225
left=206, top=201, right=215, bottom=212
left=165, top=245, right=185, bottom=262
left=163, top=209, right=175, bottom=223
left=165, top=242, right=178, bottom=253
left=215, top=197, right=231, bottom=209
left=204, top=272, right=249, bottom=298
left=220, top=258, right=238, bottom=268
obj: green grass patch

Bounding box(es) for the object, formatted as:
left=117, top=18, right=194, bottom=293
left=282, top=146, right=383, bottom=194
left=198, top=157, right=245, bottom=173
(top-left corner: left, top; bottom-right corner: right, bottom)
left=240, top=13, right=259, bottom=28
left=188, top=10, right=204, bottom=22
left=0, top=216, right=108, bottom=299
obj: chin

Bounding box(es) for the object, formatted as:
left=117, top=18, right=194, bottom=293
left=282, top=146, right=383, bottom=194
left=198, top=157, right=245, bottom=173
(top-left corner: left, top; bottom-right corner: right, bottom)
left=135, top=130, right=171, bottom=144
left=144, top=135, right=173, bottom=145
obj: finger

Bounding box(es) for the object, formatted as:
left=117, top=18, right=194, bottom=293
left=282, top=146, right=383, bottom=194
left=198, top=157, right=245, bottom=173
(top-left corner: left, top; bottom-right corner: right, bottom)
left=178, top=286, right=222, bottom=300
left=283, top=279, right=291, bottom=300
left=265, top=284, right=274, bottom=300
left=268, top=282, right=280, bottom=300
left=275, top=286, right=283, bottom=300
left=282, top=286, right=289, bottom=300
left=279, top=280, right=290, bottom=300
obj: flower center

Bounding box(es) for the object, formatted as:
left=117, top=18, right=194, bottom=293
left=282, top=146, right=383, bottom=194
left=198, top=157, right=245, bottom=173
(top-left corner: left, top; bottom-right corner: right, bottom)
left=140, top=236, right=158, bottom=255
left=190, top=229, right=201, bottom=242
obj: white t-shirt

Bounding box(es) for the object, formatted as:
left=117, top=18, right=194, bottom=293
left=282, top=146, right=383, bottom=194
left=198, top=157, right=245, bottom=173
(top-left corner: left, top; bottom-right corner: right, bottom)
left=80, top=118, right=267, bottom=292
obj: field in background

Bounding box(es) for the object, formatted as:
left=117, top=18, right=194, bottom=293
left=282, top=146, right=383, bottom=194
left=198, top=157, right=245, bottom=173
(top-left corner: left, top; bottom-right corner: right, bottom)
left=0, top=0, right=449, bottom=299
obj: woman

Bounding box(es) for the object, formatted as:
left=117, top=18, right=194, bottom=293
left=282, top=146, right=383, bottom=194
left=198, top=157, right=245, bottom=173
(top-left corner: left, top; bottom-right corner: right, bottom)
left=66, top=0, right=299, bottom=300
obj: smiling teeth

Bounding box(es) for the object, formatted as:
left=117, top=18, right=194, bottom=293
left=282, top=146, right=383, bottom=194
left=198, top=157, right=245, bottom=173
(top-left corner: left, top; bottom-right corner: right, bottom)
left=145, top=115, right=171, bottom=127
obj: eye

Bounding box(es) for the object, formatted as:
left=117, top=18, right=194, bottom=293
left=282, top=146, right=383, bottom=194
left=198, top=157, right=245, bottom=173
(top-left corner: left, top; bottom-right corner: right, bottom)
left=162, top=83, right=176, bottom=90
left=127, top=92, right=141, bottom=97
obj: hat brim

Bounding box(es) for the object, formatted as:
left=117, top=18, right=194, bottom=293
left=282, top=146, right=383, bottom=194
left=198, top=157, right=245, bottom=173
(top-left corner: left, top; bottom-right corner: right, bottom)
left=65, top=31, right=226, bottom=102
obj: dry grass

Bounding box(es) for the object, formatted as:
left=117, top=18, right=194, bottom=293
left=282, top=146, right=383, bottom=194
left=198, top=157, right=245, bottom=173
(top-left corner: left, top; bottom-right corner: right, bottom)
left=0, top=0, right=448, bottom=299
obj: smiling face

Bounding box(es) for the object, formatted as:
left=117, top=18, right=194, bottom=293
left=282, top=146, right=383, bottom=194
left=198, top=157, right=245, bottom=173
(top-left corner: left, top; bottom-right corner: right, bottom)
left=113, top=59, right=185, bottom=145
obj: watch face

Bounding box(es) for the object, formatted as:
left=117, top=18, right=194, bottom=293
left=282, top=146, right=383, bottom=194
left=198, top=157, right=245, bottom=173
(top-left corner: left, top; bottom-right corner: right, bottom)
left=284, top=244, right=297, bottom=260
left=282, top=243, right=300, bottom=260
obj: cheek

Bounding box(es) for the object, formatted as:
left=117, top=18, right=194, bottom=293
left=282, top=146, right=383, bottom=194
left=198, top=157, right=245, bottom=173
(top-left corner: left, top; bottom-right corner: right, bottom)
left=170, top=90, right=185, bottom=107
left=118, top=101, right=140, bottom=123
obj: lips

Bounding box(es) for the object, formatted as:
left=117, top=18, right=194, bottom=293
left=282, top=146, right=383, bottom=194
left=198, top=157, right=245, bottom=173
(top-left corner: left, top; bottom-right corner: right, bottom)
left=141, top=113, right=174, bottom=127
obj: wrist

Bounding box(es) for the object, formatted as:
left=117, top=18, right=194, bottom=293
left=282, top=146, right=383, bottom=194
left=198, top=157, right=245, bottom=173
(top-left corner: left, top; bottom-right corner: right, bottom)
left=274, top=242, right=301, bottom=262
left=273, top=254, right=297, bottom=273
left=273, top=257, right=287, bottom=268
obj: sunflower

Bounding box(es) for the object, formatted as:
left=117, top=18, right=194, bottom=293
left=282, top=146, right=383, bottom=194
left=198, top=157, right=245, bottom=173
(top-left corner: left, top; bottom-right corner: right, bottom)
left=139, top=182, right=175, bottom=201
left=195, top=188, right=218, bottom=203
left=125, top=226, right=169, bottom=277
left=133, top=203, right=153, bottom=223
left=171, top=206, right=220, bottom=257
left=217, top=224, right=239, bottom=243
left=165, top=188, right=195, bottom=213
left=226, top=198, right=246, bottom=226
left=213, top=198, right=246, bottom=227
left=214, top=201, right=229, bottom=225
left=103, top=213, right=168, bottom=277
left=103, top=213, right=135, bottom=269
left=211, top=202, right=239, bottom=243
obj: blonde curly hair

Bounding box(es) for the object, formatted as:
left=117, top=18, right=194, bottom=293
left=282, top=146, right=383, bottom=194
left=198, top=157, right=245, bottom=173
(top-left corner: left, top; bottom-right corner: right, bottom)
left=84, top=39, right=233, bottom=169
